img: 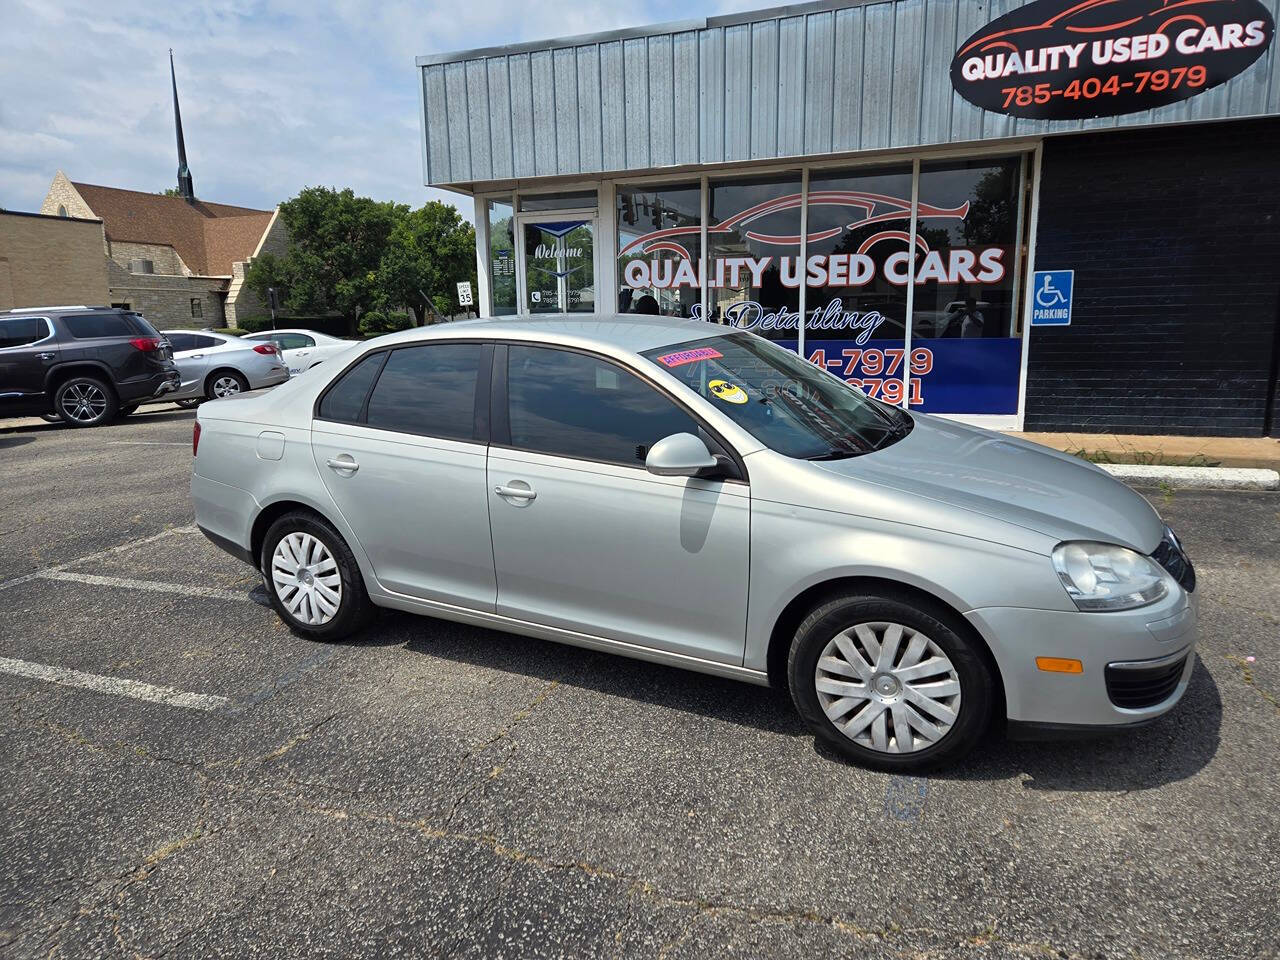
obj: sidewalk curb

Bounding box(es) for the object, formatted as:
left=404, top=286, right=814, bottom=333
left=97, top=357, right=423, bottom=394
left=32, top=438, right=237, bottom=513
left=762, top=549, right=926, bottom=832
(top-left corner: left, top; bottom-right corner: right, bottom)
left=1099, top=463, right=1280, bottom=491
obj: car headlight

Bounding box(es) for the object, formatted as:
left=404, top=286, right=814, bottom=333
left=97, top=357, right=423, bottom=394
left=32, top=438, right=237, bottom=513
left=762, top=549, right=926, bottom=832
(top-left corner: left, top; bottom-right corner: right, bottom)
left=1051, top=542, right=1170, bottom=612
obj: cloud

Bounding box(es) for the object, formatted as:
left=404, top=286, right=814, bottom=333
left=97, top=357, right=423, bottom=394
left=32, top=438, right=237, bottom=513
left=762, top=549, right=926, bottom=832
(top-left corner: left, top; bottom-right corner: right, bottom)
left=0, top=0, right=763, bottom=219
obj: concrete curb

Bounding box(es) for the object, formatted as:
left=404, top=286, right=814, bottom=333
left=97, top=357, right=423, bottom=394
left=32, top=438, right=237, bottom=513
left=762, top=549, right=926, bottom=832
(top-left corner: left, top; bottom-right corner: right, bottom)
left=1100, top=463, right=1280, bottom=491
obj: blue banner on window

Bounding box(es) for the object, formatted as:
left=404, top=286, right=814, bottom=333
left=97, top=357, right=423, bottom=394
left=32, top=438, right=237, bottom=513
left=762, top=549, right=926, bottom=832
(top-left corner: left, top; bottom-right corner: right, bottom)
left=782, top=337, right=1022, bottom=415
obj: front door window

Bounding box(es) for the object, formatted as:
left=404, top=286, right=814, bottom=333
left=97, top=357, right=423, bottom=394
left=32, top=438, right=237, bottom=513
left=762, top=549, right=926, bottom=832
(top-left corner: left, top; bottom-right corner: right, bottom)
left=522, top=220, right=595, bottom=313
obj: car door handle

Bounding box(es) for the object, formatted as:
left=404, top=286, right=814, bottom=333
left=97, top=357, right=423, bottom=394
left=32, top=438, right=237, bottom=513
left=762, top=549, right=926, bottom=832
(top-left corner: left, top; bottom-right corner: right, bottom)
left=36, top=352, right=56, bottom=360
left=326, top=456, right=359, bottom=474
left=190, top=354, right=204, bottom=359
left=493, top=484, right=536, bottom=501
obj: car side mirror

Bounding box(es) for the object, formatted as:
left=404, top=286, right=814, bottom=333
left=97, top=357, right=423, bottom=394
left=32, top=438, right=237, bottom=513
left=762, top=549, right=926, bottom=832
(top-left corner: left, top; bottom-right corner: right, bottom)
left=645, top=432, right=719, bottom=478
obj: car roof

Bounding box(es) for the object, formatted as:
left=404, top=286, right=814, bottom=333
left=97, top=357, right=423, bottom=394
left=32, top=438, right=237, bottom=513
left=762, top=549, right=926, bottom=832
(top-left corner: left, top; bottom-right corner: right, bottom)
left=243, top=328, right=335, bottom=338
left=373, top=315, right=725, bottom=354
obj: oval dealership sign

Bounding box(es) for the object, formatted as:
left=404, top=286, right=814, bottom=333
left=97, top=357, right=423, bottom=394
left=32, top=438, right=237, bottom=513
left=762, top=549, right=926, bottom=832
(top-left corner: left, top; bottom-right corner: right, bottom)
left=951, top=0, right=1274, bottom=120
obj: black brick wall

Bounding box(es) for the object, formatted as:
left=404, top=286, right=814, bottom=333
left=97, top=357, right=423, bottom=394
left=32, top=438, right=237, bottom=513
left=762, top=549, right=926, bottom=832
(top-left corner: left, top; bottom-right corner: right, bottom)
left=1025, top=118, right=1280, bottom=437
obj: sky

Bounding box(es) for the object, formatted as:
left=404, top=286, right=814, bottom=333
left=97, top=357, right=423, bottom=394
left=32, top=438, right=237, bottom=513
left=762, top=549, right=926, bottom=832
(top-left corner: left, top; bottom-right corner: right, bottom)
left=0, top=0, right=762, bottom=220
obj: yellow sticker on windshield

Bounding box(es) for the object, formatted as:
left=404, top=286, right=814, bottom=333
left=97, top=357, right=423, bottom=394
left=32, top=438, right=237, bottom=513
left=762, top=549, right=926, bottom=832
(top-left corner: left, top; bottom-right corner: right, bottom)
left=709, top=379, right=748, bottom=404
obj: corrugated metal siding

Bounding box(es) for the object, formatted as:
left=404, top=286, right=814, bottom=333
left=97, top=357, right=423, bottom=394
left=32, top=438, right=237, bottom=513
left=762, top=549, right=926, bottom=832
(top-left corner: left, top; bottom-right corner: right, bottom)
left=419, top=0, right=1280, bottom=186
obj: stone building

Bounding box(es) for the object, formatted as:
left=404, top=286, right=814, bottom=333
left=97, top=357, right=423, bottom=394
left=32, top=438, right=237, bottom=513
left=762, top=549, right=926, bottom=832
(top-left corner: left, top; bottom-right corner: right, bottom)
left=38, top=172, right=286, bottom=329
left=0, top=209, right=109, bottom=311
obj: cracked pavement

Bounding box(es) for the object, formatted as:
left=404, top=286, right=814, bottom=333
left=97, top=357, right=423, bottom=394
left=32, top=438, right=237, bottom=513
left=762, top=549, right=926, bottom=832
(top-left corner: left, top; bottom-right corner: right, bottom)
left=1, top=409, right=1278, bottom=958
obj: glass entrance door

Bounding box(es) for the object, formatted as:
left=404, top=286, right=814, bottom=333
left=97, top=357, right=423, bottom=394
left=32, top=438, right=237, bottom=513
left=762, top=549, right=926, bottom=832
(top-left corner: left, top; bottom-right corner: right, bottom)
left=519, top=218, right=596, bottom=313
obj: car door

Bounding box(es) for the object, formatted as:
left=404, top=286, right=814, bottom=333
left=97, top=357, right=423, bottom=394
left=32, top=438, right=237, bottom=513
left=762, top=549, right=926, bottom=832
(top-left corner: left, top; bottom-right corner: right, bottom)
left=164, top=333, right=211, bottom=396
left=487, top=343, right=750, bottom=665
left=311, top=342, right=497, bottom=611
left=0, top=316, right=58, bottom=413
left=276, top=333, right=316, bottom=374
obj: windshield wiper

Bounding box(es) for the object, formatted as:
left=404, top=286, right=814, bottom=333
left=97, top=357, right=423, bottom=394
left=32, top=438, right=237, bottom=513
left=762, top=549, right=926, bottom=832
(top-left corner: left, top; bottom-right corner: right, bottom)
left=807, top=448, right=862, bottom=461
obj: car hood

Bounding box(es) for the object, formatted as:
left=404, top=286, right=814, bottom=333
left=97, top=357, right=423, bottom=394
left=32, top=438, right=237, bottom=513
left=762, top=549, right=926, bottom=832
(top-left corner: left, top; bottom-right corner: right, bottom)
left=812, top=414, right=1164, bottom=553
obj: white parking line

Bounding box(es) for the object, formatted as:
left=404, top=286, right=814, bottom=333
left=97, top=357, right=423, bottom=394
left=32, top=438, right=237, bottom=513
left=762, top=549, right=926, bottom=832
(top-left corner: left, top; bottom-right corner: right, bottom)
left=0, top=525, right=197, bottom=594
left=107, top=441, right=191, bottom=446
left=38, top=570, right=252, bottom=602
left=0, top=656, right=231, bottom=712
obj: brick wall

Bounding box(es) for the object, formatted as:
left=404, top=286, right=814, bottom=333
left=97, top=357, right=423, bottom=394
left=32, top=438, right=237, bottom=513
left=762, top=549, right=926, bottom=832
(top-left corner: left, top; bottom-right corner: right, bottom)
left=1026, top=118, right=1280, bottom=437
left=0, top=211, right=109, bottom=310
left=225, top=209, right=287, bottom=328
left=106, top=260, right=227, bottom=329
left=106, top=240, right=189, bottom=277
left=39, top=172, right=97, bottom=222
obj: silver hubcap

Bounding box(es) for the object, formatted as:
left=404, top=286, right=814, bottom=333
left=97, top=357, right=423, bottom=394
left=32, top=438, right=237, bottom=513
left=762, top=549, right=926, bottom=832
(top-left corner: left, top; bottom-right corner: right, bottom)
left=815, top=621, right=962, bottom=754
left=60, top=382, right=107, bottom=423
left=212, top=376, right=242, bottom=398
left=271, top=533, right=342, bottom=625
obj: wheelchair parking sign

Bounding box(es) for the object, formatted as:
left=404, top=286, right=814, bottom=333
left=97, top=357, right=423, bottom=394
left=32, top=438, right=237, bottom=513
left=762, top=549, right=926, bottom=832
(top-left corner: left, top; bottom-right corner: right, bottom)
left=1031, top=270, right=1074, bottom=326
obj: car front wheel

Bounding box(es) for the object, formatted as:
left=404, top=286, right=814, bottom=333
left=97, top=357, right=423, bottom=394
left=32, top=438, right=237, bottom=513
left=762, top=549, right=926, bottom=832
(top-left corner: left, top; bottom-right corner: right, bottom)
left=260, top=511, right=374, bottom=641
left=788, top=592, right=994, bottom=771
left=54, top=375, right=118, bottom=428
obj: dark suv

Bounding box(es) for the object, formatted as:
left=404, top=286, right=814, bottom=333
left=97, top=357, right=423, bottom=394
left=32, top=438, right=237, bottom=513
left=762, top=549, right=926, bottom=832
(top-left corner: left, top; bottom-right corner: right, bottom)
left=0, top=306, right=180, bottom=427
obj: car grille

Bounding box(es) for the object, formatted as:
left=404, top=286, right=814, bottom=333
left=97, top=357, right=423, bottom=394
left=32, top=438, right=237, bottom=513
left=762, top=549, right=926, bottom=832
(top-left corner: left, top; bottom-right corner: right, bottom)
left=1151, top=530, right=1195, bottom=593
left=1105, top=655, right=1188, bottom=709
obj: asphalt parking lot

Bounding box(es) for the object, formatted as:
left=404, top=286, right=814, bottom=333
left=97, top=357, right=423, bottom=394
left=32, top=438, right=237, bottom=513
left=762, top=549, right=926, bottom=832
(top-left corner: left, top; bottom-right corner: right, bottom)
left=1, top=406, right=1277, bottom=959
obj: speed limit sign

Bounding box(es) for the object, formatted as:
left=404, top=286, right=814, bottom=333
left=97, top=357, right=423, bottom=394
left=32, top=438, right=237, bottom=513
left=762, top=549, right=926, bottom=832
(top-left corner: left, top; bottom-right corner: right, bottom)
left=456, top=281, right=474, bottom=307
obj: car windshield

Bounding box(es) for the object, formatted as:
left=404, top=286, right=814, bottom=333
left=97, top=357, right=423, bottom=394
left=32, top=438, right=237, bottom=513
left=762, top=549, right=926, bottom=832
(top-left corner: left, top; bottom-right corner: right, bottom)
left=641, top=332, right=912, bottom=460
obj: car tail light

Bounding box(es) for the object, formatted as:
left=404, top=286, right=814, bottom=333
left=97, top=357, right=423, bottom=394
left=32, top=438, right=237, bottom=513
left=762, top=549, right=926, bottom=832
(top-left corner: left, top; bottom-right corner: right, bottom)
left=252, top=343, right=278, bottom=355
left=130, top=337, right=163, bottom=352
left=192, top=421, right=201, bottom=457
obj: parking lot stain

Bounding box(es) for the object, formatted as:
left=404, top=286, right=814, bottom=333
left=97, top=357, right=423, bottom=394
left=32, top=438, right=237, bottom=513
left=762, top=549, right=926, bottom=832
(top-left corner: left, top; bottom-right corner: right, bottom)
left=883, top=775, right=929, bottom=821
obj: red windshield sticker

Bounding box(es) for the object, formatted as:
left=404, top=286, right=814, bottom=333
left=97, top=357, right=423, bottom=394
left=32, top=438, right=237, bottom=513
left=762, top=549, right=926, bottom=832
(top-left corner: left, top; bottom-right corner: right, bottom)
left=656, top=347, right=723, bottom=368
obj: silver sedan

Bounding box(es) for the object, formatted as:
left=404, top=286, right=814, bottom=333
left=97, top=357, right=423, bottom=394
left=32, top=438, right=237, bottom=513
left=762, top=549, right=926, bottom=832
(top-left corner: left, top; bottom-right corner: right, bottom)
left=190, top=317, right=1198, bottom=770
left=159, top=330, right=290, bottom=406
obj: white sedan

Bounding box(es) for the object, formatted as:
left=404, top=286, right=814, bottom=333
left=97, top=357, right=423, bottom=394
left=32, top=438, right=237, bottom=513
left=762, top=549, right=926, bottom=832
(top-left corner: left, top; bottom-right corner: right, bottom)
left=239, top=329, right=353, bottom=375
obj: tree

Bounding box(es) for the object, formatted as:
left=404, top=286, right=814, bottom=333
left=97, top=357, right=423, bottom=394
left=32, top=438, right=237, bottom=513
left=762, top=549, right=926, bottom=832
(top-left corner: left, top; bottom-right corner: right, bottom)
left=245, top=187, right=406, bottom=335
left=375, top=201, right=477, bottom=325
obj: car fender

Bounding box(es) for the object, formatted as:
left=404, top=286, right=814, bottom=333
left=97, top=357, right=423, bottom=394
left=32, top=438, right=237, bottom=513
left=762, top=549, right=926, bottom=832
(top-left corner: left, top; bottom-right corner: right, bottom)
left=743, top=500, right=1074, bottom=673
left=43, top=358, right=114, bottom=391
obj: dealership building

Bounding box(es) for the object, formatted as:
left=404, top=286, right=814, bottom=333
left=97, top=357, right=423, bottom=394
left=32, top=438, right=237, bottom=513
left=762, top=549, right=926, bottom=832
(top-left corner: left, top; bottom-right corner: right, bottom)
left=418, top=0, right=1279, bottom=436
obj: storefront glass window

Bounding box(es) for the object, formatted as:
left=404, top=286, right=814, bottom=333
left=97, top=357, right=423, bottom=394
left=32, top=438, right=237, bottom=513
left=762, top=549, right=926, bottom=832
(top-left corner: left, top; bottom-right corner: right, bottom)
left=802, top=165, right=914, bottom=405
left=705, top=173, right=802, bottom=342
left=486, top=198, right=517, bottom=315
left=524, top=221, right=595, bottom=313
left=911, top=157, right=1023, bottom=414
left=616, top=182, right=702, bottom=317
left=520, top=190, right=597, bottom=211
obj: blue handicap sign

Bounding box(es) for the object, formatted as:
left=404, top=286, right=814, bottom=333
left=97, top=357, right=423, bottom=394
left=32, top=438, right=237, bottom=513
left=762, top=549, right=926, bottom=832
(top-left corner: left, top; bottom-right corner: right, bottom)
left=1031, top=270, right=1074, bottom=326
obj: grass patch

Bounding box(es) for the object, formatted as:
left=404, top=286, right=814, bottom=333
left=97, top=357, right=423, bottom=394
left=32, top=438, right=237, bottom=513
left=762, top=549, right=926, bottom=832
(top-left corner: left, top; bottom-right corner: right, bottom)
left=1068, top=448, right=1221, bottom=468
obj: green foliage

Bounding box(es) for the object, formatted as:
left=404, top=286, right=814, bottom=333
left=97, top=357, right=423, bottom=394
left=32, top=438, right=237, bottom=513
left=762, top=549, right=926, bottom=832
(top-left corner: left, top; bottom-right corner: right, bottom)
left=235, top=313, right=275, bottom=333
left=357, top=310, right=414, bottom=338
left=245, top=188, right=476, bottom=334
left=376, top=202, right=477, bottom=324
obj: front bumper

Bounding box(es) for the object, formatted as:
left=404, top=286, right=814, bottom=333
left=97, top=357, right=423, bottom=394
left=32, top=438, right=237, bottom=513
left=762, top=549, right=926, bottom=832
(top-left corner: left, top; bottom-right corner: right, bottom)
left=966, top=587, right=1198, bottom=729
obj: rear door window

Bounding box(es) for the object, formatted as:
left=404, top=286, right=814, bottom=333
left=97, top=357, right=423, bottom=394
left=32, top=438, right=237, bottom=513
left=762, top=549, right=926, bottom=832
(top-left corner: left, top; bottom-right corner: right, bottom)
left=364, top=343, right=483, bottom=440
left=62, top=313, right=134, bottom=338
left=166, top=333, right=196, bottom=352
left=317, top=352, right=386, bottom=424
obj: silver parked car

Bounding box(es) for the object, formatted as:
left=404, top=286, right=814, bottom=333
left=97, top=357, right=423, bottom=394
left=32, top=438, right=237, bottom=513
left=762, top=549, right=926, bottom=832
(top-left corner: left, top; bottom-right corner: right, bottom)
left=191, top=317, right=1198, bottom=770
left=159, top=330, right=290, bottom=406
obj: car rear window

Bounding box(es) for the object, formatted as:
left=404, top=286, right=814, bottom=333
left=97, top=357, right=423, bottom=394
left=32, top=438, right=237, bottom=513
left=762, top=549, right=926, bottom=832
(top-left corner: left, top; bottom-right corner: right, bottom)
left=62, top=313, right=140, bottom=339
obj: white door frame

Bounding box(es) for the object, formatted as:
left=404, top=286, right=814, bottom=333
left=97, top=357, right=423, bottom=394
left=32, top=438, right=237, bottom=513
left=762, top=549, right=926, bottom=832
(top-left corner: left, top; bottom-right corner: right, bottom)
left=513, top=208, right=600, bottom=314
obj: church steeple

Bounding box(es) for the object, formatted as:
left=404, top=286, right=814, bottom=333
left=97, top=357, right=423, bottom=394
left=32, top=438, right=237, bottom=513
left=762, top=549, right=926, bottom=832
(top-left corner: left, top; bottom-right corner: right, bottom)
left=170, top=50, right=194, bottom=202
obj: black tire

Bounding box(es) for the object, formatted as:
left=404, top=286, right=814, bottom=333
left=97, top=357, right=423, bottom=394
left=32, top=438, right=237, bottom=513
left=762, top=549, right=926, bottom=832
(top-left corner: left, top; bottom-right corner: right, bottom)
left=53, top=375, right=118, bottom=428
left=40, top=412, right=63, bottom=424
left=787, top=591, right=994, bottom=772
left=117, top=404, right=140, bottom=418
left=206, top=369, right=249, bottom=400
left=175, top=397, right=203, bottom=409
left=260, top=510, right=374, bottom=641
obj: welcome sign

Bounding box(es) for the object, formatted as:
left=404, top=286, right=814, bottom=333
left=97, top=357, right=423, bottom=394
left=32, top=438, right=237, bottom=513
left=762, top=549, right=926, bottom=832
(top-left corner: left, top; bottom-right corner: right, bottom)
left=951, top=0, right=1274, bottom=120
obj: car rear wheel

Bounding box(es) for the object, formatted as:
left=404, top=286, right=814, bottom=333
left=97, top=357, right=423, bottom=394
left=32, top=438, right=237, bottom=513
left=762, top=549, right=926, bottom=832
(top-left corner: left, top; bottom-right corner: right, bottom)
left=175, top=397, right=202, bottom=409
left=54, top=375, right=118, bottom=428
left=261, top=511, right=374, bottom=641
left=787, top=592, right=994, bottom=771
left=207, top=370, right=248, bottom=399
